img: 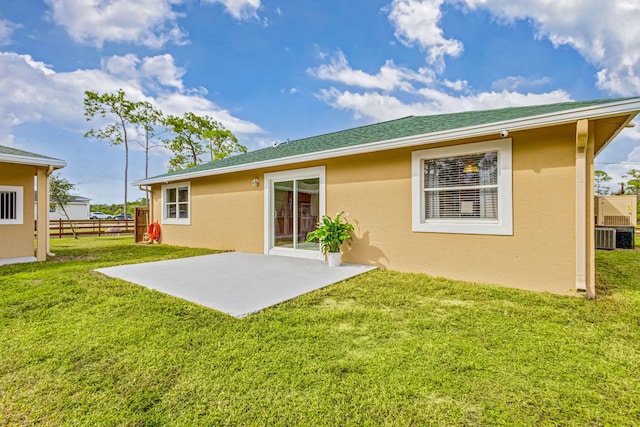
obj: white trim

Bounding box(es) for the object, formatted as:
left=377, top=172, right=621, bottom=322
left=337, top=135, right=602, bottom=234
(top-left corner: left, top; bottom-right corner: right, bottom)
left=263, top=166, right=326, bottom=260
left=411, top=139, right=513, bottom=235
left=0, top=153, right=66, bottom=168
left=0, top=185, right=24, bottom=225
left=0, top=256, right=37, bottom=266
left=133, top=99, right=640, bottom=186
left=161, top=182, right=191, bottom=225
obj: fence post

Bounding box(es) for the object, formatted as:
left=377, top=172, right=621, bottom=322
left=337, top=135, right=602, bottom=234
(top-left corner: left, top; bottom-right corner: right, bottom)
left=59, top=218, right=62, bottom=239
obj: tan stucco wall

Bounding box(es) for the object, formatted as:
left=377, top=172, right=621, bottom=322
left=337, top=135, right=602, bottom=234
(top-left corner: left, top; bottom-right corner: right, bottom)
left=151, top=169, right=266, bottom=253
left=152, top=124, right=578, bottom=294
left=0, top=162, right=36, bottom=260
left=331, top=125, right=576, bottom=294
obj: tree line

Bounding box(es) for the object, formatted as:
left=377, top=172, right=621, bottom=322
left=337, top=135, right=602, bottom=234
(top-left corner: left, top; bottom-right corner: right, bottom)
left=89, top=198, right=148, bottom=216
left=595, top=169, right=640, bottom=196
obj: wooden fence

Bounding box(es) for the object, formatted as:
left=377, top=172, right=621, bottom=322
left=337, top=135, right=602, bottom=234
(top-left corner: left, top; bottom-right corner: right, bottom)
left=46, top=219, right=135, bottom=238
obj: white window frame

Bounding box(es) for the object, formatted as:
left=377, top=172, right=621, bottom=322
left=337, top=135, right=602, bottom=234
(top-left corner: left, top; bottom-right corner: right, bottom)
left=161, top=182, right=191, bottom=225
left=411, top=139, right=513, bottom=235
left=0, top=185, right=23, bottom=225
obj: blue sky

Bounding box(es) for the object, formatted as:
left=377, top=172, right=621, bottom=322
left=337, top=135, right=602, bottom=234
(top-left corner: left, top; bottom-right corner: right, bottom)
left=1, top=0, right=640, bottom=203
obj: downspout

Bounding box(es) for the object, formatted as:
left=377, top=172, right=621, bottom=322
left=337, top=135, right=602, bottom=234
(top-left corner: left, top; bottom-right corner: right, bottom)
left=46, top=165, right=55, bottom=257
left=575, top=119, right=595, bottom=298
left=586, top=123, right=596, bottom=298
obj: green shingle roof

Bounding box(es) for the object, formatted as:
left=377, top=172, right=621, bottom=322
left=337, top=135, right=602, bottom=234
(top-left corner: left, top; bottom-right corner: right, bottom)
left=0, top=145, right=65, bottom=163
left=144, top=97, right=638, bottom=182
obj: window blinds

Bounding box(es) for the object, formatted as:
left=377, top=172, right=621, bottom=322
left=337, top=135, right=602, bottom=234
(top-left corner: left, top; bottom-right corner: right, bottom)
left=423, top=151, right=498, bottom=220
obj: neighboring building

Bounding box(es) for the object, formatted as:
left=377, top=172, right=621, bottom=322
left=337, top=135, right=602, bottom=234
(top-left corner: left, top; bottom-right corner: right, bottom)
left=133, top=98, right=640, bottom=297
left=35, top=194, right=91, bottom=220
left=0, top=145, right=66, bottom=265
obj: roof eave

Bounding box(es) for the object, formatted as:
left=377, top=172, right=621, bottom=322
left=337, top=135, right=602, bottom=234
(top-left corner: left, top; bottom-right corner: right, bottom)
left=594, top=112, right=639, bottom=157
left=133, top=98, right=640, bottom=186
left=0, top=153, right=67, bottom=169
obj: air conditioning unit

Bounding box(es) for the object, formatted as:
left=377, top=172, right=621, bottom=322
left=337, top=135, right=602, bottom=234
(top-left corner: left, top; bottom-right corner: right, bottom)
left=615, top=227, right=635, bottom=250
left=595, top=227, right=616, bottom=250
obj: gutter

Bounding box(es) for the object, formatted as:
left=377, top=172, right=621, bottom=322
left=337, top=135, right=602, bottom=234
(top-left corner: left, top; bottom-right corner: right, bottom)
left=133, top=98, right=640, bottom=186
left=0, top=153, right=66, bottom=169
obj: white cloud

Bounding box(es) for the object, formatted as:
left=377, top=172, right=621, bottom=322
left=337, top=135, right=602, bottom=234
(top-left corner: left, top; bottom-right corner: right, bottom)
left=308, top=51, right=434, bottom=92
left=310, top=50, right=570, bottom=122
left=442, top=79, right=468, bottom=91
left=155, top=92, right=262, bottom=135
left=45, top=0, right=187, bottom=48
left=312, top=1, right=640, bottom=122
left=458, top=0, right=640, bottom=95
left=387, top=0, right=463, bottom=69
left=317, top=89, right=417, bottom=121
left=0, top=51, right=262, bottom=139
left=491, top=76, right=551, bottom=92
left=318, top=86, right=571, bottom=122
left=203, top=0, right=261, bottom=20
left=103, top=54, right=186, bottom=92
left=384, top=0, right=640, bottom=95
left=0, top=19, right=21, bottom=45
left=416, top=87, right=570, bottom=114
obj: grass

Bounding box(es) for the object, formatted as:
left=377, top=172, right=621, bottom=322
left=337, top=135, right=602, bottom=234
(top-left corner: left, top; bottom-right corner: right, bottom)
left=1, top=236, right=639, bottom=426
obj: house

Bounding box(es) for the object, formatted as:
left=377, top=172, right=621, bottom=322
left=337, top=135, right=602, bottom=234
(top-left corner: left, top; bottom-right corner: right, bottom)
left=133, top=98, right=640, bottom=296
left=0, top=145, right=66, bottom=265
left=35, top=194, right=91, bottom=220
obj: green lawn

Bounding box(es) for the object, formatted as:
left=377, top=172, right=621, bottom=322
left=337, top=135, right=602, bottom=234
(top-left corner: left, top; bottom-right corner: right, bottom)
left=1, top=237, right=639, bottom=425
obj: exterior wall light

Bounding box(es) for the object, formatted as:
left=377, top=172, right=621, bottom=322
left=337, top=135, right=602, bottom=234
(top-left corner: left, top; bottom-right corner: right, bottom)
left=252, top=178, right=260, bottom=187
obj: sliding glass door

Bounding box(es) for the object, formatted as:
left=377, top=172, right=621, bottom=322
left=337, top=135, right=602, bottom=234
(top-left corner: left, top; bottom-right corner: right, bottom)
left=265, top=167, right=325, bottom=258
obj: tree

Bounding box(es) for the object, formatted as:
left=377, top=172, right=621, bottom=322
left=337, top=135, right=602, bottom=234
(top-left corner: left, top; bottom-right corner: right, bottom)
left=623, top=169, right=640, bottom=195
left=621, top=169, right=640, bottom=224
left=49, top=174, right=78, bottom=239
left=130, top=101, right=164, bottom=206
left=162, top=112, right=246, bottom=171
left=84, top=89, right=138, bottom=222
left=594, top=170, right=612, bottom=196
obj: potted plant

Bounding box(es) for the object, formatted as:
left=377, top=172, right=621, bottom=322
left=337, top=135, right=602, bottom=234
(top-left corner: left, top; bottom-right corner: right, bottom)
left=306, top=211, right=354, bottom=267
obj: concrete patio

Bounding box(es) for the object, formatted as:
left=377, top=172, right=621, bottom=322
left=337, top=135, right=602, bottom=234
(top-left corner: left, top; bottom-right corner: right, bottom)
left=96, top=252, right=376, bottom=318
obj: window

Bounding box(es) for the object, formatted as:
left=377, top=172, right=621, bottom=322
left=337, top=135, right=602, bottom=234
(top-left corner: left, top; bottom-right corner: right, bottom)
left=161, top=182, right=190, bottom=225
left=412, top=139, right=512, bottom=235
left=0, top=185, right=23, bottom=225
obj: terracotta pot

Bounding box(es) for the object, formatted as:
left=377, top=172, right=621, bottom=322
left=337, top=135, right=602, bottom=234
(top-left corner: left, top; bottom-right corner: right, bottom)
left=327, top=252, right=341, bottom=267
